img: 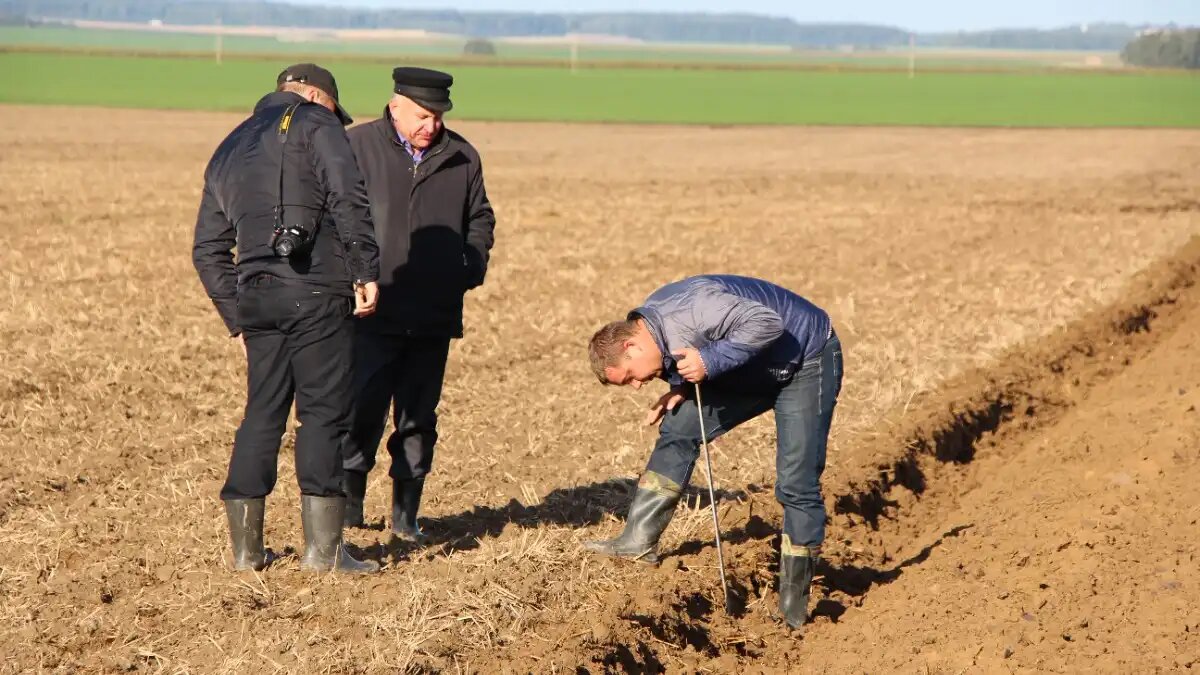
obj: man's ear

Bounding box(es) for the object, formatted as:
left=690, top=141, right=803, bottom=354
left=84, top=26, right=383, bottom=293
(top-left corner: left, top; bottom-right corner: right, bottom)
left=622, top=339, right=640, bottom=360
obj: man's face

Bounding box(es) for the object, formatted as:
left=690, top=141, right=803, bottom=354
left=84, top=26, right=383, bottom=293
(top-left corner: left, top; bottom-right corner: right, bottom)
left=604, top=339, right=663, bottom=389
left=390, top=95, right=443, bottom=150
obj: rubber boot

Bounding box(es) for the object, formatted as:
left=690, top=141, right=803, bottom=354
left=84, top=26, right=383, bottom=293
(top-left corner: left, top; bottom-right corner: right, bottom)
left=299, top=495, right=380, bottom=574
left=342, top=471, right=368, bottom=528
left=778, top=552, right=817, bottom=631
left=391, top=478, right=426, bottom=543
left=224, top=498, right=267, bottom=571
left=582, top=487, right=680, bottom=564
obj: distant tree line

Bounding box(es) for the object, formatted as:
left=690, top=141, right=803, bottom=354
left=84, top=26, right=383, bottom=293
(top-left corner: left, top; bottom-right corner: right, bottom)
left=917, top=23, right=1146, bottom=51
left=1121, top=29, right=1200, bottom=68
left=0, top=0, right=909, bottom=46
left=0, top=9, right=44, bottom=25
left=0, top=0, right=1173, bottom=51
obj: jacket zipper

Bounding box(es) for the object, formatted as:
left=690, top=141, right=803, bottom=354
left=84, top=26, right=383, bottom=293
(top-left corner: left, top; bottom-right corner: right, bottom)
left=408, top=141, right=449, bottom=223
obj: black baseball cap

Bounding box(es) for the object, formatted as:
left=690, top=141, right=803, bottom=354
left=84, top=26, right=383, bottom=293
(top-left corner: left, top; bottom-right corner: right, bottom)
left=392, top=67, right=453, bottom=113
left=277, top=63, right=353, bottom=125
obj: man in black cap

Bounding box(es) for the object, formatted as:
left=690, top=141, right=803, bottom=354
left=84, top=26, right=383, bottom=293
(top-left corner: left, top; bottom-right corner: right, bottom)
left=193, top=63, right=381, bottom=574
left=340, top=67, right=496, bottom=540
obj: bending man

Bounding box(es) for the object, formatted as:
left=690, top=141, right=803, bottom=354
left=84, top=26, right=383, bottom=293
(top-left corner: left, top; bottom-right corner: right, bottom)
left=585, top=275, right=842, bottom=630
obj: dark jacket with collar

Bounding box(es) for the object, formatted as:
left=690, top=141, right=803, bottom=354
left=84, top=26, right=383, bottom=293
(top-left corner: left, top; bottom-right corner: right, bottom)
left=347, top=108, right=496, bottom=338
left=192, top=91, right=380, bottom=335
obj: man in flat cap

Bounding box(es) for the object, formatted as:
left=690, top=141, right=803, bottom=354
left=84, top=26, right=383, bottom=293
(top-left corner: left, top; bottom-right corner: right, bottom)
left=193, top=63, right=381, bottom=574
left=341, top=67, right=497, bottom=540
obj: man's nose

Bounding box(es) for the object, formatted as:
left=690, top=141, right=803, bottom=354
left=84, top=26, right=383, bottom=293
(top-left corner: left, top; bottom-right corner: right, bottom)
left=631, top=380, right=642, bottom=390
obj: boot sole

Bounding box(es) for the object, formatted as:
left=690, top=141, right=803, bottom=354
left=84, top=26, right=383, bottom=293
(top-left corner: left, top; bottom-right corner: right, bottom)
left=581, top=543, right=660, bottom=565
left=230, top=551, right=269, bottom=572
left=299, top=561, right=381, bottom=574
left=390, top=528, right=427, bottom=545
left=769, top=607, right=809, bottom=634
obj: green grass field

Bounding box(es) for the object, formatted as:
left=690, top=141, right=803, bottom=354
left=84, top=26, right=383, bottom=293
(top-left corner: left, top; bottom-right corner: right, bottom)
left=0, top=25, right=1122, bottom=68
left=1, top=51, right=1196, bottom=127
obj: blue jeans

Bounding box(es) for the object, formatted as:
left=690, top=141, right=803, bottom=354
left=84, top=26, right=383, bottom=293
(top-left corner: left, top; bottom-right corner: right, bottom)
left=643, top=333, right=843, bottom=549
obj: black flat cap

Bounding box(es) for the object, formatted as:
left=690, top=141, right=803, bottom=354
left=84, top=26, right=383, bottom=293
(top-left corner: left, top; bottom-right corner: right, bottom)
left=392, top=67, right=453, bottom=113
left=277, top=63, right=353, bottom=125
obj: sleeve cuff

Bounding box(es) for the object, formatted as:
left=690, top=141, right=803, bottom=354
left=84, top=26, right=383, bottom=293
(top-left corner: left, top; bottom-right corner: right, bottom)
left=697, top=344, right=723, bottom=379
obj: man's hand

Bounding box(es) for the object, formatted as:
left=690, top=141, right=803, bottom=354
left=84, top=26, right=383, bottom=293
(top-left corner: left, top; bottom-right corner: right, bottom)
left=354, top=281, right=379, bottom=317
left=644, top=388, right=686, bottom=426
left=672, top=348, right=708, bottom=383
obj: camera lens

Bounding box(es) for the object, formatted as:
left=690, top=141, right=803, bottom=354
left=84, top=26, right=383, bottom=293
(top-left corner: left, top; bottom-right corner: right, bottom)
left=275, top=235, right=296, bottom=258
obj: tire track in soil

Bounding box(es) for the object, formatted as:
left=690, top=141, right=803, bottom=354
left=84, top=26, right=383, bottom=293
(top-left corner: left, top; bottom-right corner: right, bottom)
left=564, top=236, right=1200, bottom=672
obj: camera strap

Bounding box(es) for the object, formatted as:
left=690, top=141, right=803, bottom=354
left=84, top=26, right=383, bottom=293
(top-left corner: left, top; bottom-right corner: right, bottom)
left=273, top=102, right=302, bottom=233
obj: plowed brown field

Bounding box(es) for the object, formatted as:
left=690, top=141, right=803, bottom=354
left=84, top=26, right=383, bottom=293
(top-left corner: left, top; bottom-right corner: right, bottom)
left=1, top=105, right=1198, bottom=673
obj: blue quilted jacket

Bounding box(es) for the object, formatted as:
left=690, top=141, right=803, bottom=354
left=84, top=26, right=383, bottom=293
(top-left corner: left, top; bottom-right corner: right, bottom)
left=630, top=275, right=831, bottom=390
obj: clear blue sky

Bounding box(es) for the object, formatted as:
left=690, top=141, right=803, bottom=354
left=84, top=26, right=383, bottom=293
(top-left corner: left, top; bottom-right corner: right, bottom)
left=282, top=0, right=1198, bottom=32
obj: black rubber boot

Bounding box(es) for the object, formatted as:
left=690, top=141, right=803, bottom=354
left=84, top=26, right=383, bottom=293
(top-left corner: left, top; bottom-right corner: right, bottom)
left=224, top=498, right=267, bottom=571
left=299, top=495, right=380, bottom=574
left=391, top=478, right=426, bottom=543
left=582, top=488, right=680, bottom=564
left=342, top=471, right=368, bottom=528
left=778, top=553, right=816, bottom=631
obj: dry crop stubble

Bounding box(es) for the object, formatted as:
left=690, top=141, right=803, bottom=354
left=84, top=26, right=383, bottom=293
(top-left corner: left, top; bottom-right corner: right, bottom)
left=0, top=105, right=1198, bottom=671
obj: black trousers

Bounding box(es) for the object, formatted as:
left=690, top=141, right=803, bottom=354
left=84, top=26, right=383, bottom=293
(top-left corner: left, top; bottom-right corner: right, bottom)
left=220, top=276, right=355, bottom=500
left=340, top=333, right=451, bottom=481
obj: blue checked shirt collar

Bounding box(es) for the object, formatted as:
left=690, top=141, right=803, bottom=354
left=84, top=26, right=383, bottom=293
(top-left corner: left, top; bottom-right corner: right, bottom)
left=397, top=132, right=425, bottom=164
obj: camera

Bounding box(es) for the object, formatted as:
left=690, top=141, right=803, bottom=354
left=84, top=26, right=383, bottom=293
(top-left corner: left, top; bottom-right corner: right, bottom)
left=270, top=223, right=311, bottom=258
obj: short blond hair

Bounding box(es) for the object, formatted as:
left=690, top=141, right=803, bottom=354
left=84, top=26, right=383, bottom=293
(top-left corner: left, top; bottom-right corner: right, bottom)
left=277, top=81, right=310, bottom=95
left=588, top=319, right=639, bottom=384
left=277, top=81, right=329, bottom=106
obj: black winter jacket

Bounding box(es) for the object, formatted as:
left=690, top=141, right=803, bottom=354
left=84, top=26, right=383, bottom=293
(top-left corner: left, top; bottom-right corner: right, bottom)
left=192, top=91, right=380, bottom=335
left=348, top=109, right=495, bottom=338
